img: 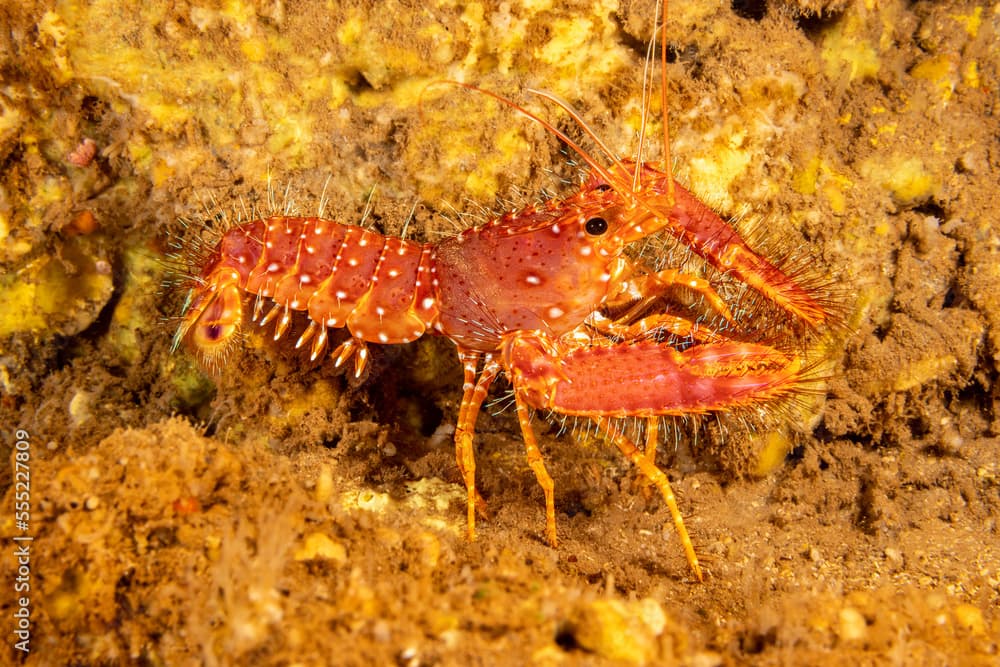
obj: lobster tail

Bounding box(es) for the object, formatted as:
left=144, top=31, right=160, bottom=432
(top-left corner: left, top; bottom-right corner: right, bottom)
left=175, top=273, right=245, bottom=369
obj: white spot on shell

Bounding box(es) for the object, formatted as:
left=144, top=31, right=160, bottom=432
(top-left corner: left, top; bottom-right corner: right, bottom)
left=267, top=262, right=281, bottom=272
left=378, top=332, right=389, bottom=343
left=579, top=246, right=592, bottom=256
left=525, top=274, right=542, bottom=285
left=375, top=307, right=385, bottom=316
left=336, top=290, right=347, bottom=299
left=421, top=297, right=435, bottom=310
left=547, top=306, right=565, bottom=319
left=348, top=258, right=359, bottom=267
left=388, top=269, right=400, bottom=278
left=551, top=223, right=561, bottom=234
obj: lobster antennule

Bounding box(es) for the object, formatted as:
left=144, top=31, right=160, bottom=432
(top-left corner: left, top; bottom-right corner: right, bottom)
left=427, top=81, right=682, bottom=251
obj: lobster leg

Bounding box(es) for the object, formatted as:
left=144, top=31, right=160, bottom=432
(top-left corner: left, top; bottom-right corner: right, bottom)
left=593, top=416, right=703, bottom=582
left=513, top=389, right=559, bottom=547
left=507, top=334, right=802, bottom=417
left=589, top=310, right=729, bottom=345
left=606, top=268, right=735, bottom=323
left=454, top=349, right=500, bottom=541
left=643, top=417, right=659, bottom=466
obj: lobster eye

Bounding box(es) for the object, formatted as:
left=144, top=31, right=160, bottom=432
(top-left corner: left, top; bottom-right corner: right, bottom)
left=585, top=217, right=608, bottom=235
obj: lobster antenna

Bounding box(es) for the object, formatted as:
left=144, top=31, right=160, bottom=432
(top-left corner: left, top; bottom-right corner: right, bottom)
left=430, top=81, right=623, bottom=192
left=633, top=0, right=660, bottom=192
left=523, top=88, right=623, bottom=167
left=661, top=0, right=676, bottom=204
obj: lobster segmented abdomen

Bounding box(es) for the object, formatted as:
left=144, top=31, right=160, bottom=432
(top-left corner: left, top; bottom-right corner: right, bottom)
left=299, top=224, right=385, bottom=329
left=181, top=216, right=440, bottom=363
left=344, top=237, right=437, bottom=343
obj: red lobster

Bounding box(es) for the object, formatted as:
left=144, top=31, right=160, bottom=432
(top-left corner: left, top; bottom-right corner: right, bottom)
left=176, top=6, right=834, bottom=582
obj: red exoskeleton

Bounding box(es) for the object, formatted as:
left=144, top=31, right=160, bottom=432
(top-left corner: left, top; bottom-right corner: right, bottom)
left=175, top=2, right=836, bottom=581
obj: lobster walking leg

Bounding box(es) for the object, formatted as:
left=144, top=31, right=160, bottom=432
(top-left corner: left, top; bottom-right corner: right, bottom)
left=593, top=416, right=703, bottom=582
left=513, top=390, right=559, bottom=547
left=588, top=310, right=729, bottom=344
left=455, top=349, right=500, bottom=541
left=643, top=417, right=659, bottom=466
left=605, top=268, right=735, bottom=323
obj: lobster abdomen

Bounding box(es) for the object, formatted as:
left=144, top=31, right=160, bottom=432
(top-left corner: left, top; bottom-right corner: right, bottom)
left=180, top=216, right=439, bottom=363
